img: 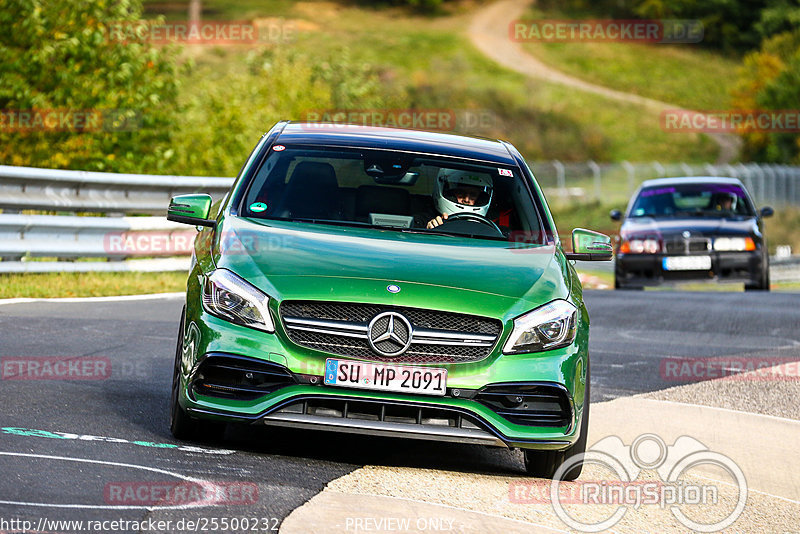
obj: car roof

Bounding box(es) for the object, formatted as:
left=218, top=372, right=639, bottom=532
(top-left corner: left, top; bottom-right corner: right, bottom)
left=639, top=176, right=745, bottom=188
left=275, top=122, right=517, bottom=165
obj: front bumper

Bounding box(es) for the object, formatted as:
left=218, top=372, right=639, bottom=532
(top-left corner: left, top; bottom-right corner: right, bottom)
left=616, top=250, right=763, bottom=286
left=177, top=308, right=589, bottom=451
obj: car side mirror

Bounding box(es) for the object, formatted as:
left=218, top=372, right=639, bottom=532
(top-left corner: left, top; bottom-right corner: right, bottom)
left=167, top=194, right=215, bottom=227
left=609, top=209, right=622, bottom=221
left=564, top=228, right=613, bottom=261
left=760, top=206, right=774, bottom=218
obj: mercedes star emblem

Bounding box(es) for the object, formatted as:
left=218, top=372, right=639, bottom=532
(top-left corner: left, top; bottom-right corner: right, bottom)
left=367, top=311, right=413, bottom=357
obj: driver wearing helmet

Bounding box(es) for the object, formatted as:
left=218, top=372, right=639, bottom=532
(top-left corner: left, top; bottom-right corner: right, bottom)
left=427, top=169, right=493, bottom=229
left=715, top=192, right=737, bottom=212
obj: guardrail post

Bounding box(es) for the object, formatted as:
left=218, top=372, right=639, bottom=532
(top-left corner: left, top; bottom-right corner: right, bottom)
left=553, top=160, right=566, bottom=199
left=652, top=161, right=665, bottom=178
left=762, top=164, right=777, bottom=206
left=588, top=160, right=601, bottom=200
left=779, top=165, right=790, bottom=208
left=622, top=161, right=635, bottom=194
left=751, top=163, right=765, bottom=204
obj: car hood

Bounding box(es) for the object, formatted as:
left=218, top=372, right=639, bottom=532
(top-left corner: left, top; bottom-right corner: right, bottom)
left=621, top=216, right=756, bottom=238
left=212, top=217, right=570, bottom=319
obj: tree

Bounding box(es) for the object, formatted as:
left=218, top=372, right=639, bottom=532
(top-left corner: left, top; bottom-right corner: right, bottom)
left=0, top=0, right=180, bottom=172
left=732, top=30, right=800, bottom=163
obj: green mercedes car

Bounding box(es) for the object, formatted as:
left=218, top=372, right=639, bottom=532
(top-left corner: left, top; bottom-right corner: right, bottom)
left=167, top=121, right=611, bottom=479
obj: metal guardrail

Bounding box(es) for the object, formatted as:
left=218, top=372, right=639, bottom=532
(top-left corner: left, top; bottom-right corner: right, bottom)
left=0, top=165, right=233, bottom=214
left=0, top=214, right=194, bottom=273
left=1, top=162, right=799, bottom=273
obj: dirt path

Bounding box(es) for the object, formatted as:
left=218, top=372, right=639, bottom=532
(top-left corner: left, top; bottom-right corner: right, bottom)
left=468, top=0, right=741, bottom=164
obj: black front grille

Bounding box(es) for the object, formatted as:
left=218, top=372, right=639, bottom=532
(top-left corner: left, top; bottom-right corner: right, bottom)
left=665, top=238, right=710, bottom=255
left=191, top=354, right=296, bottom=400
left=475, top=383, right=571, bottom=427
left=280, top=301, right=502, bottom=364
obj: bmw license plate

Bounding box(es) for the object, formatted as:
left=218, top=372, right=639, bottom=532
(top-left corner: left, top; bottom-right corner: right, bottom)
left=662, top=255, right=712, bottom=271
left=324, top=359, right=447, bottom=396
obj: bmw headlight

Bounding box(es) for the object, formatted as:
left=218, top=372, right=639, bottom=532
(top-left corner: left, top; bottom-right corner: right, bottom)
left=202, top=269, right=274, bottom=332
left=713, top=237, right=755, bottom=251
left=503, top=300, right=577, bottom=354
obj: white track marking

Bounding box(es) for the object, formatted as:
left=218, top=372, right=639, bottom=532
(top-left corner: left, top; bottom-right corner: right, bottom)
left=0, top=452, right=227, bottom=510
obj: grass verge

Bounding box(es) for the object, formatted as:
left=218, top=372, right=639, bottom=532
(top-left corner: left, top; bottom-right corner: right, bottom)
left=0, top=272, right=187, bottom=299
left=519, top=5, right=741, bottom=111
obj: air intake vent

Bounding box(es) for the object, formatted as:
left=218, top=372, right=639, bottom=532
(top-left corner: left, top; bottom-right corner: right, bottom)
left=191, top=354, right=296, bottom=400
left=476, top=383, right=571, bottom=427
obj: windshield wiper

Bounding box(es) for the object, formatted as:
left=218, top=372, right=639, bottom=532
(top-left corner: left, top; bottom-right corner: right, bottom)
left=286, top=218, right=375, bottom=228
left=404, top=228, right=508, bottom=241
left=399, top=228, right=455, bottom=237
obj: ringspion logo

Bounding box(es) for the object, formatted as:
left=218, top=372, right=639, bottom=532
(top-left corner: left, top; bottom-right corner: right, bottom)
left=511, top=433, right=747, bottom=532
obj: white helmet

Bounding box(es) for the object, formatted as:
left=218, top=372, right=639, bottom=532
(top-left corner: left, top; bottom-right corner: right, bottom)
left=718, top=192, right=738, bottom=211
left=434, top=169, right=493, bottom=217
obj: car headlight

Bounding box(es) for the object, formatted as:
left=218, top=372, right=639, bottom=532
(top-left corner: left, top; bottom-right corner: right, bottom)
left=202, top=269, right=275, bottom=332
left=503, top=300, right=577, bottom=354
left=620, top=238, right=660, bottom=254
left=713, top=237, right=755, bottom=251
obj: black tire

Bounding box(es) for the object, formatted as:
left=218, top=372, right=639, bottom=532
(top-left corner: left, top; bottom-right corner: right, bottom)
left=745, top=254, right=770, bottom=292
left=524, top=363, right=590, bottom=480
left=614, top=271, right=643, bottom=290
left=169, top=306, right=225, bottom=441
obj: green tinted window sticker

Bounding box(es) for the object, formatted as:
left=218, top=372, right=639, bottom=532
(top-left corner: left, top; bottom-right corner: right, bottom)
left=249, top=202, right=267, bottom=212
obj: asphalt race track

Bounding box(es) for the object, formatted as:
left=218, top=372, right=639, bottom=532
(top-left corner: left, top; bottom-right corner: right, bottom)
left=0, top=290, right=798, bottom=530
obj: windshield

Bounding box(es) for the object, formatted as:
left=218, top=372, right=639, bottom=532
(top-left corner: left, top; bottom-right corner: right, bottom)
left=629, top=183, right=755, bottom=218
left=239, top=146, right=545, bottom=242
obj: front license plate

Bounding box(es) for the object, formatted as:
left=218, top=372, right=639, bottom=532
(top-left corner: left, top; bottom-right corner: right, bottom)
left=663, top=255, right=712, bottom=271
left=324, top=359, right=447, bottom=397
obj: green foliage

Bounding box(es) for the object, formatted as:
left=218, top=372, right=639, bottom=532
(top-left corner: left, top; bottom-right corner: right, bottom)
left=540, top=0, right=800, bottom=54
left=0, top=0, right=180, bottom=172
left=733, top=30, right=800, bottom=163
left=170, top=47, right=398, bottom=176
left=354, top=0, right=445, bottom=13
